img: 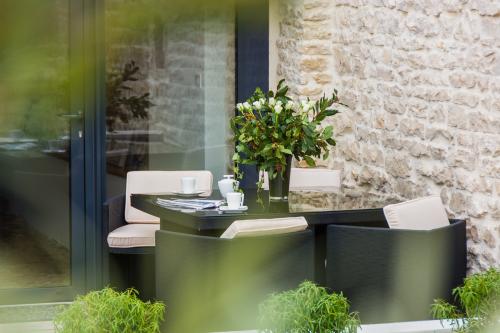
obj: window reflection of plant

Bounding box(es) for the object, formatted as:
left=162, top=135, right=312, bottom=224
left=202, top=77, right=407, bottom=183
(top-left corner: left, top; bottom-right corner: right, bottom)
left=106, top=60, right=153, bottom=132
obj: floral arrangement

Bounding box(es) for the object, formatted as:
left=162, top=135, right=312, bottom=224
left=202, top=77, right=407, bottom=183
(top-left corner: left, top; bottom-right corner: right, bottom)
left=231, top=79, right=342, bottom=187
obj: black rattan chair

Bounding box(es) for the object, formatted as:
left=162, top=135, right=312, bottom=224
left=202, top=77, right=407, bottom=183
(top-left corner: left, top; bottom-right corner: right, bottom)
left=325, top=219, right=466, bottom=323
left=155, top=229, right=315, bottom=333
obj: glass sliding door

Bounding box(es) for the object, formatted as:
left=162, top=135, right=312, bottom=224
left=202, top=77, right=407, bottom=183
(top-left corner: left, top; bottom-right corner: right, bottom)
left=104, top=0, right=236, bottom=197
left=0, top=0, right=86, bottom=304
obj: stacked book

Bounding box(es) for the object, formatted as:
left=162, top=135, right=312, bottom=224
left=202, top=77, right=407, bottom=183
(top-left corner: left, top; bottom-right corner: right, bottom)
left=156, top=198, right=223, bottom=211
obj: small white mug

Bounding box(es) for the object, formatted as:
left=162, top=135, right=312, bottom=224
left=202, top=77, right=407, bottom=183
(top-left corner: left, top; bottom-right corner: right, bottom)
left=181, top=177, right=196, bottom=194
left=226, top=192, right=244, bottom=209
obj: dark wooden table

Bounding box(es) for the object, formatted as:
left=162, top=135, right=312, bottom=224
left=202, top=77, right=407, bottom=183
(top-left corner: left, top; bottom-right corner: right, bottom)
left=131, top=188, right=390, bottom=236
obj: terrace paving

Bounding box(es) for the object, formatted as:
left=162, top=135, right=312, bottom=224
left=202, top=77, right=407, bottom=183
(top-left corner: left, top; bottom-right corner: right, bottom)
left=0, top=320, right=455, bottom=333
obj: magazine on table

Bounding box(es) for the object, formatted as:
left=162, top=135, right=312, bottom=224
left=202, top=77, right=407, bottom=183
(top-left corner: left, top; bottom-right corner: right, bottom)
left=156, top=198, right=224, bottom=210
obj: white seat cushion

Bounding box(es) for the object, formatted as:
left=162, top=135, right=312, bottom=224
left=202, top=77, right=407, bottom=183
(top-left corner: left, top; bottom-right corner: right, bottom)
left=220, top=216, right=308, bottom=239
left=107, top=224, right=160, bottom=248
left=383, top=195, right=450, bottom=230
left=125, top=170, right=213, bottom=224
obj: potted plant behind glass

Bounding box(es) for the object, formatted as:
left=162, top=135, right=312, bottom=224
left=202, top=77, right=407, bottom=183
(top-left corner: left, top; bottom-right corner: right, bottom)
left=231, top=79, right=342, bottom=201
left=106, top=60, right=153, bottom=132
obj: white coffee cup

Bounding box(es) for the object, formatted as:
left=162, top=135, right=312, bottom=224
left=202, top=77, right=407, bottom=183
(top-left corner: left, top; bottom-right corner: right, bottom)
left=226, top=192, right=244, bottom=209
left=181, top=177, right=196, bottom=194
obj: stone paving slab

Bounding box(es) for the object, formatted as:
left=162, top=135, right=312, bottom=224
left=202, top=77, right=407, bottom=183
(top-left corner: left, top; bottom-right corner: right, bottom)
left=0, top=321, right=54, bottom=333
left=212, top=320, right=454, bottom=333
left=0, top=319, right=454, bottom=333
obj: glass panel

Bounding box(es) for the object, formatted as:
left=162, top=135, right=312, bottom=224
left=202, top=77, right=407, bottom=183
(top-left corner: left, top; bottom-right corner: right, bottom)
left=0, top=1, right=71, bottom=288
left=105, top=0, right=235, bottom=197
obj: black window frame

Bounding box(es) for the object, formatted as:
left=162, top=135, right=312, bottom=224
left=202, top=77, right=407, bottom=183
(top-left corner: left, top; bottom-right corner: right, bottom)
left=235, top=0, right=269, bottom=189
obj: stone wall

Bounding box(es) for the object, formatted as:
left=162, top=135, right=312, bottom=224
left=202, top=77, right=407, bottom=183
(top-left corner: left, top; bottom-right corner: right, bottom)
left=272, top=0, right=500, bottom=271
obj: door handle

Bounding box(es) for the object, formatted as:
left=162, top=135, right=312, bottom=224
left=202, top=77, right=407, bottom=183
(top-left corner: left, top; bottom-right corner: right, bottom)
left=58, top=111, right=83, bottom=120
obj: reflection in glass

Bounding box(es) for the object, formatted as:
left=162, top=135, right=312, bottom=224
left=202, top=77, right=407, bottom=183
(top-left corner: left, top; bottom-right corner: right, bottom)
left=105, top=0, right=235, bottom=197
left=0, top=1, right=71, bottom=288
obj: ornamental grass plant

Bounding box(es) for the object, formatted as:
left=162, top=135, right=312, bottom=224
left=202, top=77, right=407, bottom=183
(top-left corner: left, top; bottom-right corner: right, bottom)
left=54, top=287, right=165, bottom=333
left=258, top=281, right=360, bottom=333
left=431, top=268, right=500, bottom=333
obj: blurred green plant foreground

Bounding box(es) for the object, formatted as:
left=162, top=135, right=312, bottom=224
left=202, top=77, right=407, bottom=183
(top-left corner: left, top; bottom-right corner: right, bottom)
left=0, top=0, right=242, bottom=140
left=0, top=1, right=70, bottom=140
left=259, top=281, right=360, bottom=333
left=53, top=270, right=499, bottom=333
left=432, top=268, right=500, bottom=333
left=54, top=288, right=165, bottom=333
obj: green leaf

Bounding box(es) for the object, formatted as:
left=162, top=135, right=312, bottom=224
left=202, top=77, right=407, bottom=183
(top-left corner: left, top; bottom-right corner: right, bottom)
left=280, top=147, right=292, bottom=155
left=322, top=150, right=330, bottom=160
left=324, top=109, right=339, bottom=116
left=323, top=126, right=333, bottom=139
left=315, top=112, right=326, bottom=122
left=304, top=156, right=315, bottom=166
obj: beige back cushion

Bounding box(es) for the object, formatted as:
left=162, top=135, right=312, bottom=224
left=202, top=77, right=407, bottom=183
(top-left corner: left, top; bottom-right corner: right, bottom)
left=383, top=195, right=450, bottom=230
left=220, top=216, right=308, bottom=239
left=260, top=168, right=341, bottom=190
left=125, top=170, right=213, bottom=223
left=290, top=168, right=341, bottom=190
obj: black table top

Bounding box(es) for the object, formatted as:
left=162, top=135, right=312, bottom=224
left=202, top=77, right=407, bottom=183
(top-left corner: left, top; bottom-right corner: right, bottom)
left=131, top=188, right=393, bottom=234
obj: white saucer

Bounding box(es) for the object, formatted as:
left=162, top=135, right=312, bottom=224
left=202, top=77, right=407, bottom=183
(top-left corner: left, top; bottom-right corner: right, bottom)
left=171, top=191, right=206, bottom=197
left=219, top=205, right=248, bottom=213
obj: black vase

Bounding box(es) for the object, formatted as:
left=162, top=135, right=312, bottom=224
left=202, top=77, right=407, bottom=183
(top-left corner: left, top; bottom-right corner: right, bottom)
left=268, top=156, right=292, bottom=201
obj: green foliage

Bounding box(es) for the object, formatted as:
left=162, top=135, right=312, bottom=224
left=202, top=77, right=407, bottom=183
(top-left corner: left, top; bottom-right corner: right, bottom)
left=431, top=268, right=500, bottom=333
left=106, top=60, right=153, bottom=131
left=54, top=287, right=165, bottom=333
left=0, top=1, right=70, bottom=141
left=258, top=281, right=360, bottom=333
left=230, top=79, right=342, bottom=185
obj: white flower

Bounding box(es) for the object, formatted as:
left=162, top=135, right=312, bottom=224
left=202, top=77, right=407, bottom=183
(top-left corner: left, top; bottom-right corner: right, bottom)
left=259, top=98, right=266, bottom=105
left=243, top=102, right=251, bottom=110
left=253, top=101, right=262, bottom=110
left=276, top=100, right=283, bottom=107
left=274, top=104, right=283, bottom=114
left=269, top=97, right=276, bottom=106
left=285, top=100, right=295, bottom=110
left=301, top=100, right=310, bottom=112
left=236, top=103, right=244, bottom=111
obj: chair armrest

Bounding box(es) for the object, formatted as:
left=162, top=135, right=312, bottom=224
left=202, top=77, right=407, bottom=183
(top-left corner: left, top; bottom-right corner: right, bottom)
left=103, top=194, right=126, bottom=235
